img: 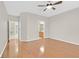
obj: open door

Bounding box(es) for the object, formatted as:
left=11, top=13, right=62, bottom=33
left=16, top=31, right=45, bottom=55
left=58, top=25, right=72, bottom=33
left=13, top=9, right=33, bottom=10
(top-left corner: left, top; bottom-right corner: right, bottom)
left=7, top=19, right=20, bottom=56
left=9, top=20, right=19, bottom=40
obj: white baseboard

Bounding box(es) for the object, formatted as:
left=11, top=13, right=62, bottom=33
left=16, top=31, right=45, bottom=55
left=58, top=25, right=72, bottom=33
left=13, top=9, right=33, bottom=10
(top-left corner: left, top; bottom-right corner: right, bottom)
left=49, top=37, right=79, bottom=45
left=20, top=37, right=49, bottom=42
left=20, top=39, right=39, bottom=42
left=20, top=37, right=79, bottom=45
left=0, top=40, right=8, bottom=58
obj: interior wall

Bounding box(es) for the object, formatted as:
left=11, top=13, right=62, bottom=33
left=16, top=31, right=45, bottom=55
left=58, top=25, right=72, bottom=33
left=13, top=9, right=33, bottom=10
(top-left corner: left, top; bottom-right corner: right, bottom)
left=0, top=2, right=8, bottom=57
left=49, top=7, right=79, bottom=45
left=20, top=12, right=48, bottom=41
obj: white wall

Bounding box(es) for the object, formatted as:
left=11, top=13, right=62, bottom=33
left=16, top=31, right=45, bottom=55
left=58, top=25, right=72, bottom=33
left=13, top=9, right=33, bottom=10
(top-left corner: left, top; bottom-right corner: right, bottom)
left=0, top=2, right=8, bottom=57
left=49, top=7, right=79, bottom=45
left=20, top=12, right=48, bottom=41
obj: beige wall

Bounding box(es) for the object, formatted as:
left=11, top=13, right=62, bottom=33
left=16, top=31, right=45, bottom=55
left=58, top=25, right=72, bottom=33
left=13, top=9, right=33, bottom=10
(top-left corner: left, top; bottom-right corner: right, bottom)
left=49, top=7, right=79, bottom=45
left=0, top=2, right=8, bottom=57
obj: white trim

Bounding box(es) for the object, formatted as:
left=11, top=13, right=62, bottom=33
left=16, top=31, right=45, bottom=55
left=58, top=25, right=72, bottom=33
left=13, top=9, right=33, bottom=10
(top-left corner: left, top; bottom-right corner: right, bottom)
left=0, top=40, right=8, bottom=58
left=49, top=37, right=79, bottom=45
left=20, top=37, right=79, bottom=45
left=20, top=39, right=39, bottom=42
left=20, top=37, right=49, bottom=42
left=20, top=37, right=48, bottom=42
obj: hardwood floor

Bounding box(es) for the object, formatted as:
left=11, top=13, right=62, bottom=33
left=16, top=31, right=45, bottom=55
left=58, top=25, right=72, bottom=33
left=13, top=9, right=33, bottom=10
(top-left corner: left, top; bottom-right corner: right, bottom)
left=2, top=38, right=79, bottom=58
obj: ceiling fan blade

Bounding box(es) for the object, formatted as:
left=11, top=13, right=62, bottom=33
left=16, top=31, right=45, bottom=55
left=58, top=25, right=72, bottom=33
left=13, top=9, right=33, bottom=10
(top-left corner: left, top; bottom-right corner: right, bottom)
left=53, top=1, right=62, bottom=5
left=52, top=7, right=56, bottom=10
left=43, top=8, right=47, bottom=11
left=38, top=5, right=46, bottom=7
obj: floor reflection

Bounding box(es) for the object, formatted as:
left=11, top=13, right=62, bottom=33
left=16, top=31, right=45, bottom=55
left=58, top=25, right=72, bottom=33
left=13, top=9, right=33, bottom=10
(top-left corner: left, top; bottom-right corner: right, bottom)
left=40, top=45, right=45, bottom=53
left=2, top=39, right=79, bottom=58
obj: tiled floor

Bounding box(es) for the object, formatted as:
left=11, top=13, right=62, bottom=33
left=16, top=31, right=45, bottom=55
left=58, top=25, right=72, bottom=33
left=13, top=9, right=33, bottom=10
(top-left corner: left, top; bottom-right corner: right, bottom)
left=2, top=38, right=79, bottom=58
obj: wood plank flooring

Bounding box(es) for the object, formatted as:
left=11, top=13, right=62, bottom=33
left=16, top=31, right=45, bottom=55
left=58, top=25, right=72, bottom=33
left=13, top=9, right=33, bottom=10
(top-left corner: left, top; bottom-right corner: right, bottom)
left=2, top=38, right=79, bottom=58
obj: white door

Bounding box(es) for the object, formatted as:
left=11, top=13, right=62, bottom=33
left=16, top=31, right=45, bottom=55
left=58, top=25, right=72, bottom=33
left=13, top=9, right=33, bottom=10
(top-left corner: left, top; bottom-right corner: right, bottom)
left=9, top=20, right=19, bottom=40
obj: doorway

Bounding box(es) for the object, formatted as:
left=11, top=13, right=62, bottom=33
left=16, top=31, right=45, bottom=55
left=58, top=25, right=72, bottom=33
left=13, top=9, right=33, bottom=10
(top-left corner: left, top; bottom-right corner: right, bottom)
left=6, top=19, right=20, bottom=56
left=8, top=20, right=19, bottom=40
left=39, top=21, right=45, bottom=39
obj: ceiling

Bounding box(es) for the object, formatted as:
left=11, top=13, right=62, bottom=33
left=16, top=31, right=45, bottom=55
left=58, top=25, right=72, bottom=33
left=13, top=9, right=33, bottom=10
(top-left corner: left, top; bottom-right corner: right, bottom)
left=4, top=1, right=79, bottom=17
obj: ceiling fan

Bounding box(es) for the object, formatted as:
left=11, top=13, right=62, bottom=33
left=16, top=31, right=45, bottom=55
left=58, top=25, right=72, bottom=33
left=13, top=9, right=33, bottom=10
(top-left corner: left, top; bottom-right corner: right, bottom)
left=37, top=1, right=62, bottom=11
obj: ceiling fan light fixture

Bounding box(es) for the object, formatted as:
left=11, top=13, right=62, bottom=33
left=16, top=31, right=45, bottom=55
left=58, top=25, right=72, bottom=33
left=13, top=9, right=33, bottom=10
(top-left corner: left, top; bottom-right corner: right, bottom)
left=46, top=5, right=52, bottom=9
left=38, top=1, right=63, bottom=11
